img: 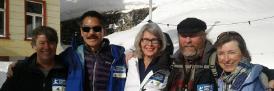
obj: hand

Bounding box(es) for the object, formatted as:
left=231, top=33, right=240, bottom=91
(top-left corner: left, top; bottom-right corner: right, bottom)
left=7, top=61, right=17, bottom=78
left=125, top=49, right=135, bottom=64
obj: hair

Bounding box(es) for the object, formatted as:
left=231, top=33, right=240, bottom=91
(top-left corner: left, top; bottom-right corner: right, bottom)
left=134, top=23, right=166, bottom=58
left=31, top=26, right=58, bottom=47
left=214, top=31, right=251, bottom=60
left=80, top=11, right=105, bottom=26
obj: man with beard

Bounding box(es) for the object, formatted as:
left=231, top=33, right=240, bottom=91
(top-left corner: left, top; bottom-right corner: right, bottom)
left=164, top=18, right=218, bottom=91
left=60, top=11, right=126, bottom=91
left=164, top=18, right=274, bottom=91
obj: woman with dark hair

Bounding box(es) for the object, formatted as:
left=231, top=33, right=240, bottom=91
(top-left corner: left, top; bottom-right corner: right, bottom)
left=215, top=31, right=269, bottom=91
left=125, top=23, right=170, bottom=91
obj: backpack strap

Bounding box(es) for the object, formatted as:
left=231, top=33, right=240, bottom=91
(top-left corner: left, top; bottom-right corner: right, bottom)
left=209, top=51, right=218, bottom=78
left=259, top=72, right=269, bottom=89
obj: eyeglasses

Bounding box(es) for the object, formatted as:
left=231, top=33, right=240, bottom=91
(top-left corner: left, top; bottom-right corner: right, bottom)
left=141, top=38, right=160, bottom=45
left=81, top=26, right=102, bottom=32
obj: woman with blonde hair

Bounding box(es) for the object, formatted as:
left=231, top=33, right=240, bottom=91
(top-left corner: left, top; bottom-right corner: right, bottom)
left=125, top=23, right=170, bottom=91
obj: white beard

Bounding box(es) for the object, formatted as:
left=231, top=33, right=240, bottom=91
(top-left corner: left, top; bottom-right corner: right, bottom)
left=181, top=47, right=201, bottom=60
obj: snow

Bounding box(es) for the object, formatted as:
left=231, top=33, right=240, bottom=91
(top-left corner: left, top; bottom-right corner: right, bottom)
left=0, top=62, right=12, bottom=87
left=61, top=0, right=169, bottom=21
left=105, top=0, right=274, bottom=69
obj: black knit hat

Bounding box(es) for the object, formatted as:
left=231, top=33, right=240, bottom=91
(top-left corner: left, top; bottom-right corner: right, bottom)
left=177, top=18, right=207, bottom=34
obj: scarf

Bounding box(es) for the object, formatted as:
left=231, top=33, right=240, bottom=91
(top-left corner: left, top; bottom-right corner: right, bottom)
left=220, top=58, right=252, bottom=90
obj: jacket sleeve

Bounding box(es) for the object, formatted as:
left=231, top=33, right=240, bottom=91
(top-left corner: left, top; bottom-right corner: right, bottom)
left=262, top=66, right=274, bottom=80
left=60, top=47, right=84, bottom=91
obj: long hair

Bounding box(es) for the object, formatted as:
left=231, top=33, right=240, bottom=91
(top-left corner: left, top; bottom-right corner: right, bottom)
left=214, top=31, right=251, bottom=60
left=134, top=23, right=166, bottom=58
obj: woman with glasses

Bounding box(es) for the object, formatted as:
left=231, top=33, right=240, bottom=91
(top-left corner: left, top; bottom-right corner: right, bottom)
left=214, top=31, right=269, bottom=91
left=125, top=23, right=171, bottom=91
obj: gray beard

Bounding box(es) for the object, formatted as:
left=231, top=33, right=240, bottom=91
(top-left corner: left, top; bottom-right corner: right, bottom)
left=182, top=48, right=201, bottom=61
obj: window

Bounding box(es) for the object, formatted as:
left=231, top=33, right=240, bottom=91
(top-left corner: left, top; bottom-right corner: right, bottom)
left=25, top=0, right=44, bottom=39
left=0, top=0, right=5, bottom=37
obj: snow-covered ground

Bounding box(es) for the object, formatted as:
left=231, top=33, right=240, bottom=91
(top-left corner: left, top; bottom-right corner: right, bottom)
left=106, top=0, right=274, bottom=69
left=0, top=62, right=12, bottom=87
left=61, top=0, right=169, bottom=21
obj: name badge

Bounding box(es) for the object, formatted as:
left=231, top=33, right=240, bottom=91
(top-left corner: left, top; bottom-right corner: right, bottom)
left=52, top=78, right=66, bottom=91
left=113, top=66, right=126, bottom=78
left=197, top=84, right=214, bottom=91
left=144, top=72, right=167, bottom=89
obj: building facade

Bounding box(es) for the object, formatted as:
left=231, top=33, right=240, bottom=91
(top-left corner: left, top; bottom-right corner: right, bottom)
left=0, top=0, right=61, bottom=61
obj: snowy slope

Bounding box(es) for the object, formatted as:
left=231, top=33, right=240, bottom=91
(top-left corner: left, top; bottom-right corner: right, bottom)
left=106, top=0, right=274, bottom=68
left=61, top=0, right=170, bottom=21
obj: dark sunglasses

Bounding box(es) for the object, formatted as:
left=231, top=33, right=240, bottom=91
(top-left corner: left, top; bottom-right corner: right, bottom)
left=81, top=26, right=102, bottom=32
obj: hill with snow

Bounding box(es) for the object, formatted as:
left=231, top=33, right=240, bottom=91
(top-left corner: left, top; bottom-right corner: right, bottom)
left=106, top=0, right=274, bottom=68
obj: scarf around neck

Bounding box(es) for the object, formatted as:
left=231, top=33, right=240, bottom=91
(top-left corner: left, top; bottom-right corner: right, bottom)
left=220, top=57, right=253, bottom=90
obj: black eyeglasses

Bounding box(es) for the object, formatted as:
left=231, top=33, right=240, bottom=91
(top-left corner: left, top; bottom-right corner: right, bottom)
left=141, top=38, right=160, bottom=45
left=81, top=26, right=102, bottom=32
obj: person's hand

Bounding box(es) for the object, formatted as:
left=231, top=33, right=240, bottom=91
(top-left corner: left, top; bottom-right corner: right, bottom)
left=125, top=49, right=135, bottom=64
left=7, top=61, right=17, bottom=78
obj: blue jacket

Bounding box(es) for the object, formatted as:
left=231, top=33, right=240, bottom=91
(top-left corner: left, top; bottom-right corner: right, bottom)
left=218, top=64, right=267, bottom=91
left=60, top=39, right=126, bottom=91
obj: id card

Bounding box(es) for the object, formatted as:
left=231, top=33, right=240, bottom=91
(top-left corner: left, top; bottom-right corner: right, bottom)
left=197, top=84, right=214, bottom=91
left=113, top=66, right=127, bottom=78
left=52, top=78, right=66, bottom=91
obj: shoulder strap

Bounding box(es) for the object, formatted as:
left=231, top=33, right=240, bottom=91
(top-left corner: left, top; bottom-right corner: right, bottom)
left=209, top=51, right=218, bottom=78
left=260, top=72, right=269, bottom=89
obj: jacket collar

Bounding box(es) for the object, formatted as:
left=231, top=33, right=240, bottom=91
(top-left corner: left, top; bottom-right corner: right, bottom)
left=26, top=53, right=65, bottom=70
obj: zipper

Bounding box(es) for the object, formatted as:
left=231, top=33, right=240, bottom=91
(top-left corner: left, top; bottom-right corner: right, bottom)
left=92, top=55, right=97, bottom=91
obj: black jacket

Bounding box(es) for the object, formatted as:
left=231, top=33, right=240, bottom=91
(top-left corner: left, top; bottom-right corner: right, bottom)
left=164, top=41, right=219, bottom=91
left=0, top=53, right=67, bottom=91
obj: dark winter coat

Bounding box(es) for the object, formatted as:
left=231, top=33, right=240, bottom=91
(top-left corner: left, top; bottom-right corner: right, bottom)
left=0, top=53, right=67, bottom=91
left=164, top=41, right=219, bottom=91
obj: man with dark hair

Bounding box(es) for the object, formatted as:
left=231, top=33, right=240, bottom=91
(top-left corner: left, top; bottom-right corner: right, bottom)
left=164, top=18, right=274, bottom=91
left=61, top=10, right=126, bottom=91
left=0, top=26, right=67, bottom=91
